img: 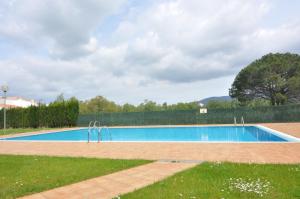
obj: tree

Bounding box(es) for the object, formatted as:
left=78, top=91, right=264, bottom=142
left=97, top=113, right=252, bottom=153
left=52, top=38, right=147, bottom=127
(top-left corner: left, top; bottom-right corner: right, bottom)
left=122, top=103, right=136, bottom=112
left=162, top=102, right=168, bottom=111
left=230, top=53, right=300, bottom=105
left=55, top=93, right=65, bottom=102
left=0, top=96, right=80, bottom=128
left=206, top=100, right=238, bottom=109
left=79, top=96, right=121, bottom=113
left=287, top=76, right=300, bottom=102
left=137, top=100, right=159, bottom=112
left=79, top=96, right=202, bottom=113
left=65, top=97, right=79, bottom=126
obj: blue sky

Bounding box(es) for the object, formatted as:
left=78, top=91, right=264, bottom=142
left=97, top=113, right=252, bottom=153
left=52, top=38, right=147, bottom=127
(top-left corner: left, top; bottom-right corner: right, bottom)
left=0, top=0, right=300, bottom=104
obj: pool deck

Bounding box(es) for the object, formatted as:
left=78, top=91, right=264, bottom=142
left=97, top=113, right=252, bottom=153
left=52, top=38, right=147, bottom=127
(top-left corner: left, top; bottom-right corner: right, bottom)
left=0, top=123, right=299, bottom=163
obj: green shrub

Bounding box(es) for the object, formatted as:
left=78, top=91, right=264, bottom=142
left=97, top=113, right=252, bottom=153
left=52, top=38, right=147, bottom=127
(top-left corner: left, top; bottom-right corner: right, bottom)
left=0, top=98, right=79, bottom=128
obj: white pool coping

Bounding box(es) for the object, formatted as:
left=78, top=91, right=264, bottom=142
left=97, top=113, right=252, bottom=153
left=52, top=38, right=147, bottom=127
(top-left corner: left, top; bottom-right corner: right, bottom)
left=256, top=125, right=300, bottom=142
left=1, top=125, right=299, bottom=143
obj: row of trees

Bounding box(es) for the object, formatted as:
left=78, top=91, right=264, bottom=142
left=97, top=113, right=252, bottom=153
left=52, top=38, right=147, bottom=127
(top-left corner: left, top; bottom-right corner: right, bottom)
left=79, top=96, right=278, bottom=113
left=79, top=96, right=199, bottom=113
left=205, top=99, right=271, bottom=109
left=0, top=97, right=79, bottom=128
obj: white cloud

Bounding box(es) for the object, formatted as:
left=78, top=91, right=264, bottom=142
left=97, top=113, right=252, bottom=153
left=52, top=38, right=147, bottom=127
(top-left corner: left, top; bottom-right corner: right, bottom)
left=1, top=0, right=300, bottom=104
left=0, top=0, right=125, bottom=59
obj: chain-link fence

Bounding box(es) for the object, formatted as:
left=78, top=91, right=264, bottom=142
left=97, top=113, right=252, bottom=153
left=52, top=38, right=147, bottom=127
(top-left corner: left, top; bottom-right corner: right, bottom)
left=77, top=104, right=300, bottom=126
left=196, top=104, right=300, bottom=124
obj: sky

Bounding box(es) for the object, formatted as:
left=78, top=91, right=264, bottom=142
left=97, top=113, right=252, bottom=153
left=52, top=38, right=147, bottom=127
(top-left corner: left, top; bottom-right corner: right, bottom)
left=0, top=0, right=300, bottom=105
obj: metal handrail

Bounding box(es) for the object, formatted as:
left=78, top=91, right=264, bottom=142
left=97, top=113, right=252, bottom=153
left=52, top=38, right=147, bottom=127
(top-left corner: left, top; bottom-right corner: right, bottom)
left=103, top=126, right=111, bottom=141
left=97, top=126, right=102, bottom=143
left=93, top=121, right=100, bottom=128
left=234, top=116, right=245, bottom=126
left=241, top=116, right=245, bottom=126
left=106, top=126, right=112, bottom=141
left=87, top=121, right=94, bottom=143
left=88, top=120, right=101, bottom=143
left=97, top=126, right=111, bottom=142
left=87, top=121, right=111, bottom=143
left=94, top=121, right=102, bottom=142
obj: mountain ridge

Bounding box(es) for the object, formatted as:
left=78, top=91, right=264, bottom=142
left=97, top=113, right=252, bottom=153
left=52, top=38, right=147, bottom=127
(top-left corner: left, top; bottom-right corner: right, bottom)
left=198, top=96, right=232, bottom=105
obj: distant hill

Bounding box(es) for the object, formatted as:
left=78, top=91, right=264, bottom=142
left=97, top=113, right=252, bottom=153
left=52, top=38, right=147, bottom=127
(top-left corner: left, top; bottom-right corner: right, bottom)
left=198, top=96, right=232, bottom=105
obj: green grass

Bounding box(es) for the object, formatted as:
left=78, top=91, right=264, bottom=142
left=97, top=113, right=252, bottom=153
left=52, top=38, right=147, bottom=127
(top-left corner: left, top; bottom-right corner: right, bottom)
left=0, top=155, right=151, bottom=199
left=0, top=128, right=55, bottom=136
left=122, top=162, right=300, bottom=199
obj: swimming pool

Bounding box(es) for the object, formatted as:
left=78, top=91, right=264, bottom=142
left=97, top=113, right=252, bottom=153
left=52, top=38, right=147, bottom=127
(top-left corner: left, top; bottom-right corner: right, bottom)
left=1, top=125, right=299, bottom=142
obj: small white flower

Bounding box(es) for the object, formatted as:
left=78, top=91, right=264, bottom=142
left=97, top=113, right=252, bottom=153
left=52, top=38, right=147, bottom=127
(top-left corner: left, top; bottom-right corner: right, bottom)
left=225, top=177, right=271, bottom=197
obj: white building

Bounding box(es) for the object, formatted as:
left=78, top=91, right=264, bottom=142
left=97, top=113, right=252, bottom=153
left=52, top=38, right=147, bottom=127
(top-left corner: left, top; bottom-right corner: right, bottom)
left=0, top=96, right=38, bottom=109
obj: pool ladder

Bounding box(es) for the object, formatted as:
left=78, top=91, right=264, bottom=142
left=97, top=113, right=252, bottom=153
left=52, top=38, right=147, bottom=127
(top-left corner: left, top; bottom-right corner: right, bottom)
left=234, top=116, right=245, bottom=126
left=241, top=116, right=244, bottom=126
left=87, top=121, right=111, bottom=143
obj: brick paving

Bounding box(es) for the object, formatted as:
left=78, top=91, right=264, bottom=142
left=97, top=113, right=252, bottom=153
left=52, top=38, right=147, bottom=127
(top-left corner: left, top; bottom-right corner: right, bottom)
left=19, top=161, right=197, bottom=199
left=260, top=123, right=300, bottom=138
left=0, top=128, right=81, bottom=139
left=1, top=141, right=299, bottom=164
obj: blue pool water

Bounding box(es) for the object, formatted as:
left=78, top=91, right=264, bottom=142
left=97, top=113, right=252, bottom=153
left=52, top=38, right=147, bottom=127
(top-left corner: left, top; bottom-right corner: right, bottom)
left=1, top=126, right=294, bottom=142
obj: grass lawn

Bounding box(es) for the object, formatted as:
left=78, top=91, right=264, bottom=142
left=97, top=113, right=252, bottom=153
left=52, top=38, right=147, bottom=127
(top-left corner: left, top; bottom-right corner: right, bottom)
left=0, top=128, right=55, bottom=136
left=0, top=155, right=151, bottom=199
left=122, top=162, right=300, bottom=199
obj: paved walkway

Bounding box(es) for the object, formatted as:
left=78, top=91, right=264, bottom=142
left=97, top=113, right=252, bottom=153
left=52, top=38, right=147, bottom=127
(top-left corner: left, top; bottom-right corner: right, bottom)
left=1, top=142, right=299, bottom=163
left=19, top=161, right=197, bottom=199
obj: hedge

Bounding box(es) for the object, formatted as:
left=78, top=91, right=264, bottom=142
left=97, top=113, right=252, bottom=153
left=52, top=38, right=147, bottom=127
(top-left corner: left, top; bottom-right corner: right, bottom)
left=0, top=98, right=79, bottom=128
